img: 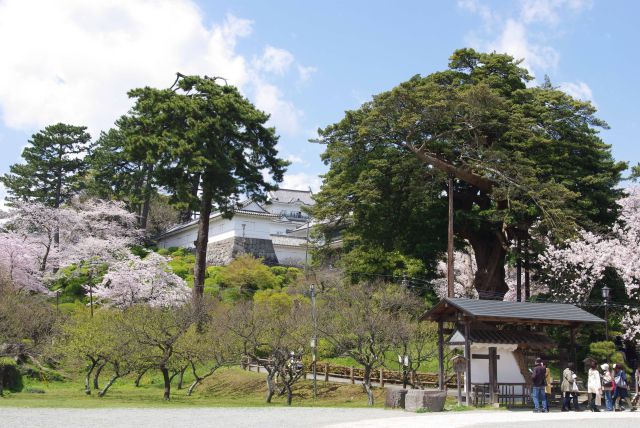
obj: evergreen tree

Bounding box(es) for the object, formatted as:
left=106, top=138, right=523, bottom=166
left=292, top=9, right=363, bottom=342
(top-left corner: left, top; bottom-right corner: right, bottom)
left=2, top=123, right=91, bottom=208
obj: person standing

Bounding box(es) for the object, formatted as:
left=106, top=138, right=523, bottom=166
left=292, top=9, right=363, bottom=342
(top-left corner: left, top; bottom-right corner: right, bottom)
left=531, top=358, right=547, bottom=413
left=601, top=363, right=614, bottom=411
left=587, top=360, right=602, bottom=412
left=561, top=363, right=579, bottom=411
left=612, top=364, right=628, bottom=411
left=545, top=366, right=552, bottom=412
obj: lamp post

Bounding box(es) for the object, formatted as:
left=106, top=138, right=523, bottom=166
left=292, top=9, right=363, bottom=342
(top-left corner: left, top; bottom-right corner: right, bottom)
left=310, top=283, right=317, bottom=399
left=602, top=285, right=611, bottom=340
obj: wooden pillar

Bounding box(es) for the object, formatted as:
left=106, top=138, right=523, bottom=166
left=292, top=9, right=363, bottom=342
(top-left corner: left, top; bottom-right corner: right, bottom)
left=524, top=238, right=531, bottom=301
left=570, top=326, right=577, bottom=369
left=324, top=363, right=329, bottom=382
left=350, top=367, right=354, bottom=384
left=438, top=320, right=445, bottom=391
left=488, top=347, right=498, bottom=404
left=516, top=236, right=522, bottom=302
left=464, top=319, right=472, bottom=406
left=447, top=173, right=455, bottom=298
left=380, top=368, right=384, bottom=387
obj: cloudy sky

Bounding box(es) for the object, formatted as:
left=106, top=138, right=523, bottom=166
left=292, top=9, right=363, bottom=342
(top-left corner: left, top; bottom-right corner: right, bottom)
left=0, top=0, right=638, bottom=196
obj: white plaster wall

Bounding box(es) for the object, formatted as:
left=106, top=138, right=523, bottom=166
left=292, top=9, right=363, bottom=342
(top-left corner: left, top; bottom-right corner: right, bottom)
left=158, top=226, right=197, bottom=249
left=274, top=246, right=307, bottom=266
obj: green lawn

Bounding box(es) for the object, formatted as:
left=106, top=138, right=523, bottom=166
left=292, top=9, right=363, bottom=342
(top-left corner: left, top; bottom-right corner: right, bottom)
left=0, top=366, right=386, bottom=408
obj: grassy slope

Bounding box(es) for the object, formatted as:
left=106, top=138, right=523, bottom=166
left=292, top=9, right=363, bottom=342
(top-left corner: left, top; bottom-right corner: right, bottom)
left=0, top=367, right=386, bottom=408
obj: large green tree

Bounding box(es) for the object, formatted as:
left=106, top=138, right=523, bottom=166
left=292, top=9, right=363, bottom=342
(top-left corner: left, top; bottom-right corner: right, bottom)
left=2, top=123, right=91, bottom=208
left=313, top=49, right=626, bottom=299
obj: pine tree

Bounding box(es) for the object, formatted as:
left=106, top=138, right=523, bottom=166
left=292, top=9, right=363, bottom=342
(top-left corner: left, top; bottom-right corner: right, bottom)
left=2, top=123, right=91, bottom=208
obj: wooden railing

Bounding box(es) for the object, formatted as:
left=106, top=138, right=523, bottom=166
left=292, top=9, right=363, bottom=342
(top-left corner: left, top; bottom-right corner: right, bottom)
left=241, top=357, right=456, bottom=388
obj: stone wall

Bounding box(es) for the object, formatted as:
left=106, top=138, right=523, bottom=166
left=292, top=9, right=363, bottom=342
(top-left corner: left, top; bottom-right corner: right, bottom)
left=206, top=237, right=279, bottom=266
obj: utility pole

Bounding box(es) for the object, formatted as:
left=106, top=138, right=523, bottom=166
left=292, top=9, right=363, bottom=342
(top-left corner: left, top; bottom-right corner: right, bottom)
left=516, top=235, right=522, bottom=302
left=310, top=283, right=318, bottom=399
left=447, top=173, right=455, bottom=298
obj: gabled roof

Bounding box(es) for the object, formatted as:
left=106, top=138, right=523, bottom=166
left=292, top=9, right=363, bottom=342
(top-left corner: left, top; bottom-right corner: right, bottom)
left=421, top=298, right=605, bottom=326
left=268, top=189, right=314, bottom=205
left=448, top=328, right=554, bottom=348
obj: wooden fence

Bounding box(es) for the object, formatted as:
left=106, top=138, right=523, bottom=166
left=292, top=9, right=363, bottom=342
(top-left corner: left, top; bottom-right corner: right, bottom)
left=241, top=357, right=456, bottom=388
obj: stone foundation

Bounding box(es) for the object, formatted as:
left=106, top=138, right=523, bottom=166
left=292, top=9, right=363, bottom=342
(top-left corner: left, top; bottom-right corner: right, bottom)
left=206, top=237, right=279, bottom=266
left=404, top=390, right=447, bottom=412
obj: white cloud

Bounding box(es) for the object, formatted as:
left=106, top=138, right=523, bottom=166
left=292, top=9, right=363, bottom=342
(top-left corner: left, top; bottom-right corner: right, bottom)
left=281, top=173, right=322, bottom=192
left=560, top=81, right=595, bottom=103
left=489, top=19, right=560, bottom=71
left=297, top=64, right=317, bottom=83
left=254, top=46, right=295, bottom=75
left=0, top=0, right=309, bottom=137
left=520, top=0, right=592, bottom=25
left=459, top=0, right=590, bottom=77
left=284, top=154, right=306, bottom=165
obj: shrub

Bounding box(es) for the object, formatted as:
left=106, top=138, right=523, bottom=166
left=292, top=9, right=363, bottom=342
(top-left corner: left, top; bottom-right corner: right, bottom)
left=0, top=357, right=23, bottom=393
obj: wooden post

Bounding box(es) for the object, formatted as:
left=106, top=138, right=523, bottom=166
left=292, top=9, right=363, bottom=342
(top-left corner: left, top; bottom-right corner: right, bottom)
left=488, top=347, right=498, bottom=404
left=438, top=320, right=445, bottom=391
left=570, top=326, right=577, bottom=369
left=464, top=320, right=472, bottom=406
left=524, top=238, right=531, bottom=301
left=257, top=364, right=260, bottom=373
left=516, top=236, right=522, bottom=302
left=350, top=367, right=354, bottom=384
left=457, top=372, right=462, bottom=406
left=324, top=363, right=329, bottom=382
left=380, top=368, right=384, bottom=387
left=447, top=173, right=455, bottom=298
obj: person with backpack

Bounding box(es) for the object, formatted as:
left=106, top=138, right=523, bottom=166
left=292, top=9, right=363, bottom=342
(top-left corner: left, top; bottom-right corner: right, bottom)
left=612, top=364, right=628, bottom=411
left=601, top=363, right=614, bottom=411
left=531, top=358, right=547, bottom=412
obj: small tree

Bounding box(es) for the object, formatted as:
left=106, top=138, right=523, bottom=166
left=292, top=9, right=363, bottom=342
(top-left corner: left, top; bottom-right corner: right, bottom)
left=226, top=292, right=310, bottom=405
left=116, top=303, right=197, bottom=400
left=318, top=281, right=407, bottom=405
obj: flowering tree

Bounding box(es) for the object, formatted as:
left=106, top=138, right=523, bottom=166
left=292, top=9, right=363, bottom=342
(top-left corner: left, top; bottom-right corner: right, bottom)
left=0, top=232, right=48, bottom=293
left=2, top=198, right=141, bottom=294
left=539, top=187, right=640, bottom=338
left=93, top=252, right=190, bottom=308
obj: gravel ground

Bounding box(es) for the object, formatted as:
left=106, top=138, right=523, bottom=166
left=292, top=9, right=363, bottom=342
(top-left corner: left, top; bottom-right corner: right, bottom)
left=2, top=407, right=639, bottom=428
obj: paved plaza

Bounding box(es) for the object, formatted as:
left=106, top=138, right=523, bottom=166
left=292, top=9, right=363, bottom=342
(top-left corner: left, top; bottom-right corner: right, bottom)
left=2, top=407, right=639, bottom=428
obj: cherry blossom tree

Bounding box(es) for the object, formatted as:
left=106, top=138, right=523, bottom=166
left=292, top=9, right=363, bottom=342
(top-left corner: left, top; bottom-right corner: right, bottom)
left=0, top=232, right=49, bottom=293
left=539, top=187, right=640, bottom=338
left=92, top=252, right=190, bottom=308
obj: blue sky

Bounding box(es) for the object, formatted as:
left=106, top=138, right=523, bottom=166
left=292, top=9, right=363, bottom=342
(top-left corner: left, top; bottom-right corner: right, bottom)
left=0, top=0, right=638, bottom=196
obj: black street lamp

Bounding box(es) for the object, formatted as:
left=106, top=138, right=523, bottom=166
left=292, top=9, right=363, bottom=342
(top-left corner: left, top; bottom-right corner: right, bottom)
left=602, top=285, right=611, bottom=340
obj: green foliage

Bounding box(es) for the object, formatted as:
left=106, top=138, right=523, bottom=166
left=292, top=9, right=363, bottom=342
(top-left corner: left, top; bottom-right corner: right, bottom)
left=339, top=246, right=426, bottom=284
left=217, top=255, right=279, bottom=297
left=313, top=48, right=626, bottom=297
left=0, top=357, right=23, bottom=393
left=589, top=341, right=627, bottom=370
left=1, top=123, right=92, bottom=207
left=50, top=261, right=108, bottom=301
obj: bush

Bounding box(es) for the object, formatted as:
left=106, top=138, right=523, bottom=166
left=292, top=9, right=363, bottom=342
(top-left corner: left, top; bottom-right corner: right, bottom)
left=589, top=341, right=627, bottom=371
left=0, top=357, right=23, bottom=393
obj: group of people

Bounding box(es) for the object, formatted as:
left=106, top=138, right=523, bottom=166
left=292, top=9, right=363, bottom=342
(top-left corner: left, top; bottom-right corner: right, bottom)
left=531, top=358, right=639, bottom=412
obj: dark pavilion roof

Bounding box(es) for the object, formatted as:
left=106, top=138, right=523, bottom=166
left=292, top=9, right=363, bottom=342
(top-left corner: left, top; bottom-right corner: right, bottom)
left=421, top=298, right=605, bottom=326
left=448, top=328, right=554, bottom=348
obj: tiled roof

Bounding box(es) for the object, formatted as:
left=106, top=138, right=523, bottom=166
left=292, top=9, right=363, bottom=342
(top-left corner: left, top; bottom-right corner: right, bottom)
left=270, top=235, right=307, bottom=247
left=269, top=189, right=314, bottom=205
left=422, top=298, right=605, bottom=325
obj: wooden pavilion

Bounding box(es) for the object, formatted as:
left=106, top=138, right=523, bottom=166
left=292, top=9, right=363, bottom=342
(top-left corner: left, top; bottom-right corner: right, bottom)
left=421, top=298, right=605, bottom=406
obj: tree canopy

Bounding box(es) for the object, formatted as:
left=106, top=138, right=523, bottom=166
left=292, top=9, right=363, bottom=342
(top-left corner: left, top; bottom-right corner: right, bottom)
left=313, top=49, right=626, bottom=299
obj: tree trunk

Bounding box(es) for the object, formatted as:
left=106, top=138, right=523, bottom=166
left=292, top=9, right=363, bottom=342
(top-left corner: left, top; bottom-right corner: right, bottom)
left=362, top=365, right=374, bottom=406
left=177, top=365, right=187, bottom=389
left=285, top=382, right=293, bottom=406
left=98, top=374, right=119, bottom=397
left=161, top=366, right=171, bottom=401
left=193, top=185, right=213, bottom=302
left=93, top=361, right=107, bottom=390
left=134, top=368, right=148, bottom=387
left=265, top=370, right=276, bottom=403
left=85, top=359, right=99, bottom=395
left=467, top=231, right=508, bottom=300
left=139, top=163, right=154, bottom=230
